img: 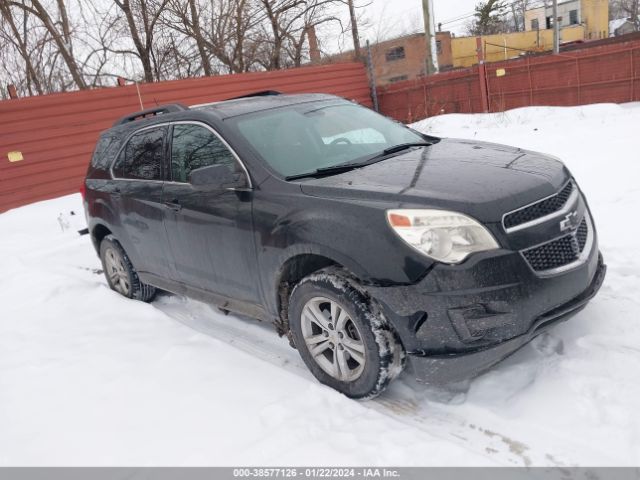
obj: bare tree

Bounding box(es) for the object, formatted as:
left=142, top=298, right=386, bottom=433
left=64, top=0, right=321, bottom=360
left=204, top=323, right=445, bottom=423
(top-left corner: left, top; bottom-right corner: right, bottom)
left=611, top=0, right=640, bottom=31
left=253, top=0, right=341, bottom=69
left=3, top=0, right=88, bottom=89
left=345, top=0, right=360, bottom=57
left=287, top=0, right=341, bottom=67
left=0, top=1, right=43, bottom=94
left=503, top=0, right=531, bottom=32
left=112, top=0, right=171, bottom=82
left=166, top=0, right=212, bottom=75
left=0, top=0, right=355, bottom=97
left=165, top=0, right=257, bottom=75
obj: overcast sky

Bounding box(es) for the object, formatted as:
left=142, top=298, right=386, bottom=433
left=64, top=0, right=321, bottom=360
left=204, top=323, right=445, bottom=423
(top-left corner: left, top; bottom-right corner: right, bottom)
left=362, top=0, right=480, bottom=37
left=326, top=0, right=481, bottom=52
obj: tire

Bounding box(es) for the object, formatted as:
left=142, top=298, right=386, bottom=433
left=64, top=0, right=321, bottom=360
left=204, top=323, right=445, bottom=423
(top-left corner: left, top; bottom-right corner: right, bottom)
left=99, top=235, right=156, bottom=303
left=288, top=267, right=406, bottom=400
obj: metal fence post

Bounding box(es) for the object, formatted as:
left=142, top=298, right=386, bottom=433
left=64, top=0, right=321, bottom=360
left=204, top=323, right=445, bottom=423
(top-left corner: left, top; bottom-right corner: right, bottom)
left=476, top=37, right=490, bottom=113
left=527, top=57, right=534, bottom=106
left=631, top=47, right=635, bottom=102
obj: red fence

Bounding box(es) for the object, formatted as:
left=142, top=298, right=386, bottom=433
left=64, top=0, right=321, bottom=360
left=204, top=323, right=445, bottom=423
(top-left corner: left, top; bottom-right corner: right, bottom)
left=378, top=37, right=640, bottom=124
left=377, top=67, right=484, bottom=124
left=0, top=62, right=371, bottom=212
left=3, top=38, right=640, bottom=213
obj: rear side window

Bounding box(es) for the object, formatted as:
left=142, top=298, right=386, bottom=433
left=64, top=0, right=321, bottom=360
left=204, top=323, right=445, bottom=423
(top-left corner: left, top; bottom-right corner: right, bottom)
left=170, top=124, right=238, bottom=183
left=113, top=126, right=166, bottom=180
left=91, top=136, right=120, bottom=169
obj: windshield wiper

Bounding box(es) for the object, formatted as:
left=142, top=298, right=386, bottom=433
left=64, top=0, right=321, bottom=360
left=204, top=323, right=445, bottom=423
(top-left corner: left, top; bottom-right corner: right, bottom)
left=380, top=142, right=433, bottom=156
left=285, top=142, right=432, bottom=181
left=286, top=163, right=363, bottom=181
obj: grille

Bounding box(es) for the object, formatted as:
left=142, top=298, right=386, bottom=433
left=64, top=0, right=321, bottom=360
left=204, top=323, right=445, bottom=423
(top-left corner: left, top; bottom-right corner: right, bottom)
left=504, top=181, right=574, bottom=230
left=576, top=218, right=588, bottom=251
left=522, top=218, right=589, bottom=272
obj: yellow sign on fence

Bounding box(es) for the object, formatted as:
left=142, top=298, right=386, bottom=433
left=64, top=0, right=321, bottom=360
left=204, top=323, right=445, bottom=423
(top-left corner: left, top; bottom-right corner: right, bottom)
left=8, top=151, right=24, bottom=163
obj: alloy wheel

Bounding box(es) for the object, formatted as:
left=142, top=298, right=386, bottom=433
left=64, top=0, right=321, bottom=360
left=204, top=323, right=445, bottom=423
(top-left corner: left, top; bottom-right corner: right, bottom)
left=300, top=297, right=366, bottom=382
left=104, top=247, right=131, bottom=296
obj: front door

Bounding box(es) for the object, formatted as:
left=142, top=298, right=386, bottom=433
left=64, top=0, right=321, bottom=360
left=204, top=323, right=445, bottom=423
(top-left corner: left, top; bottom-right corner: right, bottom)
left=162, top=122, right=260, bottom=305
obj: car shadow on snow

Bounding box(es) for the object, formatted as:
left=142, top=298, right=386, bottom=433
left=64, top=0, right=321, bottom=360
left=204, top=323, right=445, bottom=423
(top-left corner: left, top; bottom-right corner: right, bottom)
left=149, top=288, right=591, bottom=466
left=151, top=288, right=570, bottom=407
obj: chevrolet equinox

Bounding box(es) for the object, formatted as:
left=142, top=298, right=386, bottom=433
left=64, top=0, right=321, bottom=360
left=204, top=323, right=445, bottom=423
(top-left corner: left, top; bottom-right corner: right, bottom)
left=83, top=92, right=606, bottom=399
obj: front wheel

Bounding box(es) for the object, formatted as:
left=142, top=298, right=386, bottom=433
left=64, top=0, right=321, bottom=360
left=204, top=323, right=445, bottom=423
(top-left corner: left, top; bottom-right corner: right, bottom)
left=288, top=268, right=405, bottom=399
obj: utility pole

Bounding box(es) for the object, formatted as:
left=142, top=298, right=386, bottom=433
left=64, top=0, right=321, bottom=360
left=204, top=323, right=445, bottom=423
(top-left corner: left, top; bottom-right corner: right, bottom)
left=552, top=0, right=560, bottom=54
left=422, top=0, right=439, bottom=75
left=366, top=41, right=379, bottom=112
left=347, top=0, right=361, bottom=58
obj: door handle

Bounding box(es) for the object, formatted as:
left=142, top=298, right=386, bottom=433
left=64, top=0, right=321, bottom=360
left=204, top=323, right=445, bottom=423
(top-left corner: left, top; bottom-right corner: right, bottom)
left=164, top=200, right=182, bottom=212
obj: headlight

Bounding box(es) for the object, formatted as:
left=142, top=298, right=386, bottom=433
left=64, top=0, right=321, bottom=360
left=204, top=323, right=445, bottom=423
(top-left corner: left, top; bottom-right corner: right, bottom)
left=386, top=209, right=499, bottom=264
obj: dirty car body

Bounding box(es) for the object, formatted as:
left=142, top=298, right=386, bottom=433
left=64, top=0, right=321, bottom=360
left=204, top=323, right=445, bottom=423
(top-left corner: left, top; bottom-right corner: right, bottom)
left=84, top=93, right=606, bottom=396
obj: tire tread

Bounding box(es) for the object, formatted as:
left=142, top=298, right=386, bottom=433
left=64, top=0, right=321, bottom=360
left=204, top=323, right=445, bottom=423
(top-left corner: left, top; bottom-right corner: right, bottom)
left=289, top=267, right=406, bottom=399
left=100, top=235, right=156, bottom=303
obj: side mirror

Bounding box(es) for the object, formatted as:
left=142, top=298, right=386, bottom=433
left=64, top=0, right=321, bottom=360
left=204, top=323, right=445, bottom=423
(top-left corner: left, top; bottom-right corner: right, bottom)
left=189, top=164, right=248, bottom=190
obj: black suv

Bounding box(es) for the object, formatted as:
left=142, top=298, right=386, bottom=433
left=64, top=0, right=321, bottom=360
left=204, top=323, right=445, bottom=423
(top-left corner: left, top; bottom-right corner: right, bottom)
left=84, top=92, right=606, bottom=399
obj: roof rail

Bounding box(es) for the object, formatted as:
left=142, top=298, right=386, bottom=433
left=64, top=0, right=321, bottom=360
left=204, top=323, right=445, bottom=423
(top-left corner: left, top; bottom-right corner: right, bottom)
left=113, top=104, right=188, bottom=127
left=226, top=90, right=282, bottom=101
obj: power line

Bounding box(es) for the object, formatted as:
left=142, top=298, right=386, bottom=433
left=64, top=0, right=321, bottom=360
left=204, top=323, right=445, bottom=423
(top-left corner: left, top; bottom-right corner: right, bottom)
left=438, top=0, right=548, bottom=27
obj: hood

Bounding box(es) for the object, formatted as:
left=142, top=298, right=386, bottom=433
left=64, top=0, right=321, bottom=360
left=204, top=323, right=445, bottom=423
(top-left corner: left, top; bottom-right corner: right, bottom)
left=299, top=138, right=571, bottom=223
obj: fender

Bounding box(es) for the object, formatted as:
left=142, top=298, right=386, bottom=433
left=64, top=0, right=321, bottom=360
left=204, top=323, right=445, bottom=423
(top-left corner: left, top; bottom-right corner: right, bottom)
left=87, top=198, right=119, bottom=251
left=255, top=201, right=432, bottom=318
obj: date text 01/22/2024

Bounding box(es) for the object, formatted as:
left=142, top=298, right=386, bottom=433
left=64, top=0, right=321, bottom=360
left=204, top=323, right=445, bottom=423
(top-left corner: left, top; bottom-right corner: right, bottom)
left=232, top=468, right=400, bottom=478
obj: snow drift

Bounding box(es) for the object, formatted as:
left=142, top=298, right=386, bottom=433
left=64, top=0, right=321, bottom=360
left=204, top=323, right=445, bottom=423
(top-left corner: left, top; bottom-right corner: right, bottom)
left=1, top=103, right=639, bottom=466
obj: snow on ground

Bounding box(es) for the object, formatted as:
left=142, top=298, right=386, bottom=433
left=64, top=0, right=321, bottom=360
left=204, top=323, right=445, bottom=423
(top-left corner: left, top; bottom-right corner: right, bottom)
left=1, top=103, right=639, bottom=466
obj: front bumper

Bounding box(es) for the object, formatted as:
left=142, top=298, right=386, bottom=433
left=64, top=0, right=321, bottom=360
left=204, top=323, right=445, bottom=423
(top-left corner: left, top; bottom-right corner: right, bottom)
left=366, top=241, right=606, bottom=384
left=410, top=256, right=605, bottom=384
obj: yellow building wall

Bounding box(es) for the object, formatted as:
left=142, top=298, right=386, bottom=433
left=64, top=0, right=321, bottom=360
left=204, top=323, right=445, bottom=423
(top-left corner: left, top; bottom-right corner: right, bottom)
left=524, top=7, right=545, bottom=31
left=451, top=26, right=586, bottom=68
left=581, top=0, right=609, bottom=39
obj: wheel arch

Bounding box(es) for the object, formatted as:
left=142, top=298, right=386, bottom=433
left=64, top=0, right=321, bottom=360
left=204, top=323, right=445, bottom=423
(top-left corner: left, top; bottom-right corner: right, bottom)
left=90, top=223, right=113, bottom=253
left=273, top=248, right=372, bottom=340
left=285, top=262, right=407, bottom=399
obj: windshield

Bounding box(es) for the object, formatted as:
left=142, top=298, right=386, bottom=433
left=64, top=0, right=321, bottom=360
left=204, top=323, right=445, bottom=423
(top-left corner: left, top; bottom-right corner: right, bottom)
left=229, top=102, right=427, bottom=178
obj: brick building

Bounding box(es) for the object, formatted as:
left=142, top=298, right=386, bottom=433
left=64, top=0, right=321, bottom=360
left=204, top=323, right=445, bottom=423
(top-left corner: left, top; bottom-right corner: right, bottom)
left=326, top=0, right=608, bottom=86
left=329, top=32, right=453, bottom=86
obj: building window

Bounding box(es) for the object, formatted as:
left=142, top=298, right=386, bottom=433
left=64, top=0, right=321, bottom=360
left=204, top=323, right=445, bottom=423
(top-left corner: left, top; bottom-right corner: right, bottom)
left=531, top=18, right=539, bottom=30
left=385, top=46, right=405, bottom=62
left=388, top=75, right=408, bottom=83
left=546, top=16, right=552, bottom=29
left=436, top=40, right=442, bottom=55
left=569, top=9, right=578, bottom=25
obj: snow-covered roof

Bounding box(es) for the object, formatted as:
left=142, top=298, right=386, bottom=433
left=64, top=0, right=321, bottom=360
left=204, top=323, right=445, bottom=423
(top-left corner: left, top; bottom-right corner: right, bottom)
left=609, top=18, right=630, bottom=32
left=610, top=16, right=639, bottom=35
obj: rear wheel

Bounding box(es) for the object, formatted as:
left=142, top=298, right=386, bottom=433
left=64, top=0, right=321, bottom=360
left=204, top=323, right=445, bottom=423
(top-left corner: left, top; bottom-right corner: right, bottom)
left=289, top=268, right=405, bottom=399
left=99, top=235, right=156, bottom=302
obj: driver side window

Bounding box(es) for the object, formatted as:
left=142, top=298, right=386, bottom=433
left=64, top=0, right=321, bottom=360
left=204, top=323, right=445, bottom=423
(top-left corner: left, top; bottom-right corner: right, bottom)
left=170, top=124, right=238, bottom=183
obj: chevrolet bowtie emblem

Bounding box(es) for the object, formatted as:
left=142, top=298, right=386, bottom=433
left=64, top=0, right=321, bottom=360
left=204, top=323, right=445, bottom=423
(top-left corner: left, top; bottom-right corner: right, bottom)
left=560, top=211, right=580, bottom=232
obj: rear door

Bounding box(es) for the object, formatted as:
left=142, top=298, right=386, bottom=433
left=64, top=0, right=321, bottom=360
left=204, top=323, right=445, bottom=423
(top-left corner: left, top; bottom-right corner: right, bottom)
left=109, top=125, right=172, bottom=279
left=162, top=122, right=260, bottom=304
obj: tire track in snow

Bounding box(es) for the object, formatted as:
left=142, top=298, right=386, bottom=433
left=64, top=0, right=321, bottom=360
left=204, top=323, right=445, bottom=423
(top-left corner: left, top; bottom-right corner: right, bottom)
left=151, top=293, right=547, bottom=466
